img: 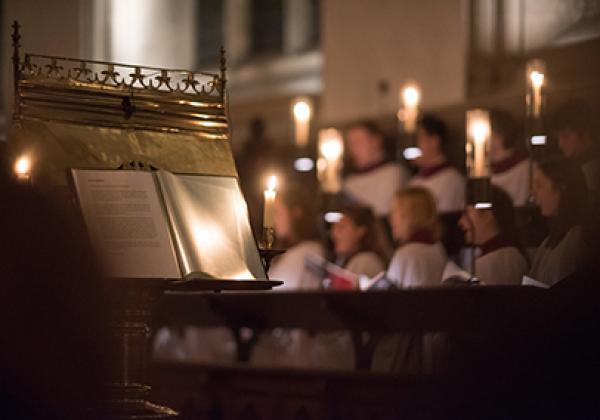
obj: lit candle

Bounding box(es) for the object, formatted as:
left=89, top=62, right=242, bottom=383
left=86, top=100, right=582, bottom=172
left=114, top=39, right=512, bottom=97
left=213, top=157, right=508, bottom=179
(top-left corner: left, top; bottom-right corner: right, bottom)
left=14, top=155, right=31, bottom=182
left=318, top=128, right=344, bottom=193
left=263, top=175, right=277, bottom=229
left=466, top=109, right=491, bottom=178
left=292, top=98, right=312, bottom=148
left=526, top=59, right=545, bottom=119
left=399, top=82, right=421, bottom=134
left=530, top=71, right=544, bottom=119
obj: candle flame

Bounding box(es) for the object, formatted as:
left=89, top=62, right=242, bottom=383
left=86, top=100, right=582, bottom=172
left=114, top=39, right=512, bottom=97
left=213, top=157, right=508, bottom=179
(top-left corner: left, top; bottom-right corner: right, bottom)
left=14, top=156, right=31, bottom=176
left=402, top=84, right=421, bottom=108
left=293, top=100, right=311, bottom=122
left=530, top=71, right=544, bottom=89
left=267, top=175, right=277, bottom=191
left=471, top=121, right=490, bottom=144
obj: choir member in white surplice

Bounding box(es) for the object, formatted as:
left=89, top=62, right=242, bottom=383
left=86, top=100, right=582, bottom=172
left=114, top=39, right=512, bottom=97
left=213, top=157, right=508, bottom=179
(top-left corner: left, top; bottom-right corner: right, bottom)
left=489, top=109, right=530, bottom=207
left=330, top=205, right=389, bottom=278
left=409, top=115, right=465, bottom=214
left=552, top=99, right=600, bottom=193
left=529, top=158, right=588, bottom=286
left=386, top=187, right=447, bottom=288
left=343, top=121, right=410, bottom=217
left=458, top=186, right=528, bottom=285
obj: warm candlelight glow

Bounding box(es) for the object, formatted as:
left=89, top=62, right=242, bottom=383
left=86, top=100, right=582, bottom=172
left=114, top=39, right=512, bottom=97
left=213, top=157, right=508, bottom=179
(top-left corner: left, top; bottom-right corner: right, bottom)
left=530, top=71, right=544, bottom=89
left=263, top=175, right=277, bottom=229
left=320, top=136, right=343, bottom=162
left=292, top=97, right=313, bottom=148
left=293, top=101, right=311, bottom=122
left=318, top=128, right=344, bottom=193
left=466, top=109, right=491, bottom=178
left=402, top=84, right=421, bottom=108
left=267, top=175, right=277, bottom=192
left=526, top=59, right=546, bottom=119
left=14, top=155, right=31, bottom=181
left=399, top=81, right=421, bottom=134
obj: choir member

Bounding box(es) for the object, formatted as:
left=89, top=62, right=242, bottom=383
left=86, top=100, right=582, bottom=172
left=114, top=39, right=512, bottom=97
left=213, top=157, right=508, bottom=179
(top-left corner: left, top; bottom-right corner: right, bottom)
left=529, top=157, right=587, bottom=286
left=269, top=184, right=325, bottom=290
left=551, top=99, right=600, bottom=193
left=386, top=186, right=447, bottom=287
left=489, top=109, right=530, bottom=207
left=330, top=204, right=389, bottom=278
left=342, top=121, right=409, bottom=217
left=409, top=115, right=465, bottom=213
left=458, top=186, right=528, bottom=285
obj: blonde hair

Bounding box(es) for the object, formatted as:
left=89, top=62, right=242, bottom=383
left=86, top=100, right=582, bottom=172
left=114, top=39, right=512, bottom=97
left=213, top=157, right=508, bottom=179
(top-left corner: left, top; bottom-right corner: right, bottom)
left=393, top=187, right=442, bottom=241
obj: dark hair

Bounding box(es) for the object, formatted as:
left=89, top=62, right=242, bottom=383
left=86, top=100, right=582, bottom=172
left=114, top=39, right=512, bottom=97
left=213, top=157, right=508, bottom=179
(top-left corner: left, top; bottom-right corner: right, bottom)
left=488, top=185, right=527, bottom=260
left=490, top=108, right=519, bottom=149
left=340, top=204, right=392, bottom=261
left=550, top=98, right=594, bottom=142
left=277, top=183, right=321, bottom=247
left=536, top=156, right=588, bottom=247
left=418, top=114, right=448, bottom=148
left=346, top=120, right=386, bottom=143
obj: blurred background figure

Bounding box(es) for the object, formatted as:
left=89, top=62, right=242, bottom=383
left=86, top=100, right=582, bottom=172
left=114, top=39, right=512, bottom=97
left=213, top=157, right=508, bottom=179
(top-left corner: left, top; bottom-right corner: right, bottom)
left=409, top=115, right=465, bottom=214
left=551, top=98, right=600, bottom=193
left=490, top=109, right=530, bottom=207
left=269, top=183, right=324, bottom=290
left=458, top=186, right=529, bottom=285
left=409, top=115, right=465, bottom=257
left=342, top=121, right=409, bottom=218
left=329, top=204, right=390, bottom=278
left=387, top=187, right=447, bottom=288
left=530, top=157, right=588, bottom=286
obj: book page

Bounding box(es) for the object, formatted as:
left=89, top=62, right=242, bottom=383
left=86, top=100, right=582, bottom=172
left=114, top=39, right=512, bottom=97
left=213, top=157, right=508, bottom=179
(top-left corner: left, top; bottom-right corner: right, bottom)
left=71, top=169, right=181, bottom=279
left=156, top=171, right=266, bottom=280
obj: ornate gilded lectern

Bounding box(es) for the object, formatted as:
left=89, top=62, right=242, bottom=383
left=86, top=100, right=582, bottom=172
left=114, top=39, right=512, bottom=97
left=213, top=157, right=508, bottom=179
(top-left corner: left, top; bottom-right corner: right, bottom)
left=9, top=22, right=281, bottom=419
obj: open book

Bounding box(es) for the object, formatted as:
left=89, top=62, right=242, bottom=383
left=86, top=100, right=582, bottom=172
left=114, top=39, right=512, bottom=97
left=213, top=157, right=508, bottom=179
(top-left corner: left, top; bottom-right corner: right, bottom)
left=71, top=169, right=266, bottom=280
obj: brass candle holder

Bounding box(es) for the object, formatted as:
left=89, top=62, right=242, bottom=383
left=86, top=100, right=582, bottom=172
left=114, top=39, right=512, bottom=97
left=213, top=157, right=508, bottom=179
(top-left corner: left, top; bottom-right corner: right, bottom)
left=262, top=226, right=275, bottom=250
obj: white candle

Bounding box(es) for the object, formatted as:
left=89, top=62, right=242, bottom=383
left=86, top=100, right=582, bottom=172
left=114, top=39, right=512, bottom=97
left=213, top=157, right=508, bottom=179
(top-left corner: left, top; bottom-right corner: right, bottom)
left=399, top=82, right=421, bottom=134
left=530, top=70, right=544, bottom=119
left=293, top=99, right=312, bottom=148
left=263, top=175, right=277, bottom=229
left=466, top=109, right=491, bottom=178
left=318, top=129, right=344, bottom=193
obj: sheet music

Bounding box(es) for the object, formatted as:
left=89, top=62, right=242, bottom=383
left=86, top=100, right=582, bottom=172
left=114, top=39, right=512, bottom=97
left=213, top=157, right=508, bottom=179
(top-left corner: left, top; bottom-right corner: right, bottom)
left=71, top=169, right=181, bottom=278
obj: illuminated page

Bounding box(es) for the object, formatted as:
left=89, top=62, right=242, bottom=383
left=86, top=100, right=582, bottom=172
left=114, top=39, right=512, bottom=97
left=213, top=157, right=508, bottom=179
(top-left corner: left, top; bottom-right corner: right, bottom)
left=156, top=171, right=266, bottom=280
left=71, top=169, right=181, bottom=279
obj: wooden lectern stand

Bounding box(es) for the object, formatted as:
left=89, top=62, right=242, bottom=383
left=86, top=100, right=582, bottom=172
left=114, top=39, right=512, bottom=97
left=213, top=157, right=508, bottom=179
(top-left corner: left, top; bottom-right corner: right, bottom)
left=9, top=22, right=281, bottom=419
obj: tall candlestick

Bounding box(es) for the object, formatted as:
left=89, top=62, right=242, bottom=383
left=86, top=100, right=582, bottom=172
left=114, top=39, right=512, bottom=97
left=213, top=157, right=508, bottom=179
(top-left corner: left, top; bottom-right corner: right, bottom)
left=263, top=175, right=277, bottom=229
left=292, top=98, right=312, bottom=148
left=466, top=109, right=491, bottom=178
left=317, top=128, right=344, bottom=193
left=526, top=59, right=545, bottom=120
